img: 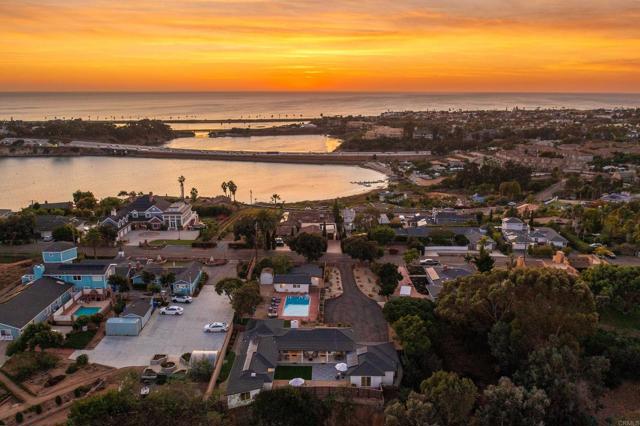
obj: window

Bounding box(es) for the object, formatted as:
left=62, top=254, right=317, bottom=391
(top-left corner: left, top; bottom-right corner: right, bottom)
left=72, top=275, right=82, bottom=281
left=361, top=376, right=372, bottom=387
left=293, top=284, right=300, bottom=289
left=239, top=392, right=251, bottom=401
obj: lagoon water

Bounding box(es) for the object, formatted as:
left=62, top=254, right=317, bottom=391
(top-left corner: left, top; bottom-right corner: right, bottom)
left=0, top=157, right=386, bottom=210
left=166, top=134, right=341, bottom=153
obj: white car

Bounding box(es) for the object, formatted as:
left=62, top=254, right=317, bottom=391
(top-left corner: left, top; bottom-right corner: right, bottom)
left=203, top=322, right=229, bottom=333
left=160, top=306, right=184, bottom=315
left=420, top=258, right=440, bottom=266
left=171, top=295, right=193, bottom=304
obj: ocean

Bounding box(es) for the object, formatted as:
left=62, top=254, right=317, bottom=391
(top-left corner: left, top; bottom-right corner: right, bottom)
left=1, top=92, right=639, bottom=121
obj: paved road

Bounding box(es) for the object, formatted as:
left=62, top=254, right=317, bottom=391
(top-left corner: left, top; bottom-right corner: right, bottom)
left=534, top=178, right=567, bottom=202
left=324, top=263, right=388, bottom=343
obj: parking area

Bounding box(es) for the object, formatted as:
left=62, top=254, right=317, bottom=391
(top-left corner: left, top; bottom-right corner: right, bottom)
left=73, top=285, right=233, bottom=368
left=124, top=230, right=200, bottom=246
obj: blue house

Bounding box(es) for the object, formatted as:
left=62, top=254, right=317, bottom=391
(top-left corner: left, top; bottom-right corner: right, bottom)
left=42, top=242, right=78, bottom=264
left=23, top=244, right=116, bottom=293
left=0, top=277, right=74, bottom=340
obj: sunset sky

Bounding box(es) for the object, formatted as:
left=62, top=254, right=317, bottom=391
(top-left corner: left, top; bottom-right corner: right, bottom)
left=1, top=0, right=640, bottom=92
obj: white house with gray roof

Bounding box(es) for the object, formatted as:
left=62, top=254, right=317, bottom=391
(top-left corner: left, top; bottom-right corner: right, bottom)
left=226, top=320, right=399, bottom=408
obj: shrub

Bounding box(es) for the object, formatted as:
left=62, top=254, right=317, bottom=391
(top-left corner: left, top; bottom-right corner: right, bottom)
left=188, top=359, right=214, bottom=383
left=76, top=354, right=89, bottom=366
left=9, top=352, right=59, bottom=381
left=66, top=364, right=79, bottom=374
left=156, top=374, right=167, bottom=385
left=74, top=385, right=90, bottom=398
left=55, top=395, right=63, bottom=406
left=44, top=375, right=66, bottom=387
left=34, top=405, right=42, bottom=415
left=15, top=412, right=23, bottom=424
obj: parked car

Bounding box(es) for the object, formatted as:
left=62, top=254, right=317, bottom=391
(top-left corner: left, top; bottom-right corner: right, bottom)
left=160, top=306, right=184, bottom=315
left=203, top=322, right=229, bottom=333
left=419, top=258, right=440, bottom=266
left=171, top=295, right=193, bottom=304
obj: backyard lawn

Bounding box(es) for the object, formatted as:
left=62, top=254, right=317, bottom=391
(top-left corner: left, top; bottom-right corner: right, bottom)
left=274, top=365, right=312, bottom=380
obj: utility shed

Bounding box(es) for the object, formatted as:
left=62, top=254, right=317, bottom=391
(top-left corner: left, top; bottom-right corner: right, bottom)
left=106, top=317, right=142, bottom=336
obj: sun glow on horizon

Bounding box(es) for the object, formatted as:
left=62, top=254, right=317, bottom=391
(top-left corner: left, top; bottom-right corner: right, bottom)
left=1, top=0, right=640, bottom=92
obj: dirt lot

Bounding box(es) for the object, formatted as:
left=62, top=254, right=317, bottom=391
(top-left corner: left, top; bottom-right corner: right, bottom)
left=596, top=380, right=640, bottom=424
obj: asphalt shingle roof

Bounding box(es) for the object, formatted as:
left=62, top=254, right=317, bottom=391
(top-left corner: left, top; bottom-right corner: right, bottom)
left=44, top=260, right=115, bottom=276
left=0, top=278, right=73, bottom=329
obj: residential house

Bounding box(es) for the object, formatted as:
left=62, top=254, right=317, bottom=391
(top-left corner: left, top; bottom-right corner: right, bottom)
left=501, top=217, right=527, bottom=232
left=276, top=210, right=337, bottom=240
left=42, top=242, right=77, bottom=263
left=131, top=262, right=203, bottom=296
left=100, top=194, right=199, bottom=241
left=425, top=265, right=473, bottom=300
left=363, top=126, right=404, bottom=140
left=342, top=208, right=356, bottom=232
left=272, top=263, right=323, bottom=294
left=528, top=227, right=569, bottom=248
left=0, top=277, right=74, bottom=340
left=432, top=209, right=475, bottom=225
left=394, top=226, right=495, bottom=252
left=22, top=244, right=116, bottom=294
left=600, top=193, right=635, bottom=203
left=226, top=320, right=399, bottom=408
left=35, top=215, right=74, bottom=241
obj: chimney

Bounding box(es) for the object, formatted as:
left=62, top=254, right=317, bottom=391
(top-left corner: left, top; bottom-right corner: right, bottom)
left=110, top=208, right=117, bottom=216
left=33, top=264, right=45, bottom=280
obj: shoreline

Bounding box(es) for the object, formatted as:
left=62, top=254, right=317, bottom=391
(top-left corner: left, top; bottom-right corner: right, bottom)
left=0, top=138, right=432, bottom=166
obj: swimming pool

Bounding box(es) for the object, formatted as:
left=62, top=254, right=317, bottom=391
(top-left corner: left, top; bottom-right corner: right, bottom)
left=282, top=295, right=310, bottom=317
left=74, top=307, right=101, bottom=317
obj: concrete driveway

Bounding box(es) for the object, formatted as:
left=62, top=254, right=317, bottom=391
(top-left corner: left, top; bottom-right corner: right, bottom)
left=125, top=230, right=200, bottom=246
left=73, top=286, right=233, bottom=368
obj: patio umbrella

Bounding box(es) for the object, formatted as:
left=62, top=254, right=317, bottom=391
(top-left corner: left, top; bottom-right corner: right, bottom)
left=289, top=378, right=305, bottom=387
left=335, top=363, right=348, bottom=373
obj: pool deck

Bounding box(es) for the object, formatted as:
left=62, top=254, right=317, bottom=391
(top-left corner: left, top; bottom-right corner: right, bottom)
left=60, top=299, right=110, bottom=316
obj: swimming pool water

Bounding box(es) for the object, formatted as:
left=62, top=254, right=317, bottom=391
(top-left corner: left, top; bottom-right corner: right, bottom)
left=74, top=307, right=101, bottom=317
left=283, top=295, right=310, bottom=317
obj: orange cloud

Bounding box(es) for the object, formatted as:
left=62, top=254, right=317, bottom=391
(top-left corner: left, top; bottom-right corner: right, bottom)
left=0, top=0, right=639, bottom=91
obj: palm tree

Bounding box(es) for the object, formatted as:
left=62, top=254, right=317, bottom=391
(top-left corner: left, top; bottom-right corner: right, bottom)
left=221, top=181, right=228, bottom=198
left=227, top=180, right=238, bottom=202
left=178, top=175, right=186, bottom=200
left=271, top=193, right=281, bottom=207
left=83, top=228, right=103, bottom=259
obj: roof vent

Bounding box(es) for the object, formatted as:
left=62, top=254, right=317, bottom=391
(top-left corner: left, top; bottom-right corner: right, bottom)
left=251, top=372, right=256, bottom=377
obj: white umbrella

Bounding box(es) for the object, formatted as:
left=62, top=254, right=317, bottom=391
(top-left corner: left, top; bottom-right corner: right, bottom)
left=335, top=363, right=348, bottom=373
left=289, top=378, right=305, bottom=387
